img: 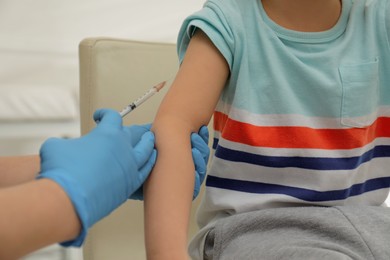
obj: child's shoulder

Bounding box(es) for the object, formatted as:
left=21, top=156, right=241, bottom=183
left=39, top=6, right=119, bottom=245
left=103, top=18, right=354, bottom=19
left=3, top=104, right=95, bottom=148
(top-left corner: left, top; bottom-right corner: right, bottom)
left=202, top=0, right=259, bottom=25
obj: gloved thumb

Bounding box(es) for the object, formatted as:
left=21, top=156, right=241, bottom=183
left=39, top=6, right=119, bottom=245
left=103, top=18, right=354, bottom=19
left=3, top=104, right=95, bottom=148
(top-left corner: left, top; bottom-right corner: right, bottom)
left=93, top=109, right=122, bottom=129
left=124, top=124, right=152, bottom=146
left=198, top=125, right=209, bottom=144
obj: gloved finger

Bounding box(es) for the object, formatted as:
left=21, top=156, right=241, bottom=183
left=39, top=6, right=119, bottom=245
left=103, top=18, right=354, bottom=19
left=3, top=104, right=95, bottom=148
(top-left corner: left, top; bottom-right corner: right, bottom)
left=130, top=148, right=156, bottom=201
left=193, top=172, right=201, bottom=200
left=129, top=187, right=144, bottom=201
left=39, top=138, right=58, bottom=170
left=124, top=124, right=152, bottom=146
left=39, top=137, right=67, bottom=175
left=93, top=109, right=122, bottom=129
left=191, top=132, right=210, bottom=165
left=39, top=137, right=66, bottom=159
left=40, top=137, right=62, bottom=151
left=192, top=147, right=207, bottom=190
left=137, top=149, right=157, bottom=184
left=133, top=131, right=156, bottom=168
left=198, top=125, right=209, bottom=144
left=141, top=123, right=152, bottom=130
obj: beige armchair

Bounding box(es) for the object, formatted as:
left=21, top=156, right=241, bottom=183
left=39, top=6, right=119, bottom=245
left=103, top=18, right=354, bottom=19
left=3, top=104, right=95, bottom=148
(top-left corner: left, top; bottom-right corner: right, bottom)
left=79, top=38, right=207, bottom=259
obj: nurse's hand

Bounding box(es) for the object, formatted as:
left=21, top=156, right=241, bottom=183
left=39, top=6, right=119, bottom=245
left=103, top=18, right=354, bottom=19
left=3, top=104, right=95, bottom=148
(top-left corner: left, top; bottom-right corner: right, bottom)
left=38, top=109, right=156, bottom=246
left=129, top=125, right=210, bottom=200
left=191, top=125, right=210, bottom=199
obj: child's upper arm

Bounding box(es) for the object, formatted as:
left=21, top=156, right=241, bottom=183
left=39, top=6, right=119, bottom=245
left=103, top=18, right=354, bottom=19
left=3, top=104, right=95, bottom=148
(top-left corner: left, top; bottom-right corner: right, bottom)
left=153, top=29, right=230, bottom=131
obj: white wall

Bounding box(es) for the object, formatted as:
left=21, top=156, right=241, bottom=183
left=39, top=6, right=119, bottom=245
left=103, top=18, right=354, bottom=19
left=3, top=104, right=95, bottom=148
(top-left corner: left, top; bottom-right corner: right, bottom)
left=0, top=0, right=205, bottom=156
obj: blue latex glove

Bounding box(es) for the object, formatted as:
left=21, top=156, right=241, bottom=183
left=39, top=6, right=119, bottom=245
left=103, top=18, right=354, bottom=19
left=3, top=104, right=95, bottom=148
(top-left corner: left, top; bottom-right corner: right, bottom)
left=130, top=125, right=210, bottom=200
left=37, top=109, right=156, bottom=246
left=191, top=126, right=210, bottom=199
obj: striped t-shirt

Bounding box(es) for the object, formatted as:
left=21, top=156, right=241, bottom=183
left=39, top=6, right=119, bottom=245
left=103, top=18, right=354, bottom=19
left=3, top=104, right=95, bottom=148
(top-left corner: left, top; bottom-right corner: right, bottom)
left=177, top=0, right=390, bottom=257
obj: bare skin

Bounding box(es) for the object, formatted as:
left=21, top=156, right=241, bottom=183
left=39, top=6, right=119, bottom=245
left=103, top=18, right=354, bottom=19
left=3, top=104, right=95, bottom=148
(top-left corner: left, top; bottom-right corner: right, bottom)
left=0, top=155, right=80, bottom=259
left=0, top=179, right=80, bottom=259
left=261, top=0, right=342, bottom=32
left=0, top=155, right=40, bottom=188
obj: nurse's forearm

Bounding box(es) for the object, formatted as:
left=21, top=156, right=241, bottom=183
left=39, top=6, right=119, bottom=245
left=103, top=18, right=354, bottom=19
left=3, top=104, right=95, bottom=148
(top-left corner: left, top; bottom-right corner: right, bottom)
left=144, top=119, right=196, bottom=259
left=0, top=179, right=80, bottom=259
left=0, top=155, right=40, bottom=188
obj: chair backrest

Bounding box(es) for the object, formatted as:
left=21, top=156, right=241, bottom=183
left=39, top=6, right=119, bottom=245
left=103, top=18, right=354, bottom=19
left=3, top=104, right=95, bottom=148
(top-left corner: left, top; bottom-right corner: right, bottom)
left=79, top=38, right=206, bottom=259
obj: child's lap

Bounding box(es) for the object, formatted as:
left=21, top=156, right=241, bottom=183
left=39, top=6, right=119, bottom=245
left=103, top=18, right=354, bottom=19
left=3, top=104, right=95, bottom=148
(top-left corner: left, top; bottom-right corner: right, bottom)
left=203, top=206, right=390, bottom=260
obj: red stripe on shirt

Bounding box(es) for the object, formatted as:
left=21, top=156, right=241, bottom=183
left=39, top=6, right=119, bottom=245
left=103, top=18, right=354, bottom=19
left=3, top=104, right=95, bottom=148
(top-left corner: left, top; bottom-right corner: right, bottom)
left=214, top=111, right=390, bottom=150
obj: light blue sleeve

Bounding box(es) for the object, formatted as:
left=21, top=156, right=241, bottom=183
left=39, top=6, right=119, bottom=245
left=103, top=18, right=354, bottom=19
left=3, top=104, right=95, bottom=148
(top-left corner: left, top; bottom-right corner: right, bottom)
left=176, top=1, right=234, bottom=70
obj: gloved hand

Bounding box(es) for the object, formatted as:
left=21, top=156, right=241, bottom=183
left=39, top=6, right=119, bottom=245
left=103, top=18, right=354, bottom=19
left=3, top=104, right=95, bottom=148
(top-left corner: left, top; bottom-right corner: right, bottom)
left=191, top=126, right=210, bottom=199
left=37, top=109, right=156, bottom=246
left=130, top=125, right=210, bottom=200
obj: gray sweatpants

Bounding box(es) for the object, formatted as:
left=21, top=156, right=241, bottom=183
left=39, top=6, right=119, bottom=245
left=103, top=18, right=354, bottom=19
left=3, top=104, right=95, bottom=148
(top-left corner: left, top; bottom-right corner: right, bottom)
left=204, top=206, right=390, bottom=260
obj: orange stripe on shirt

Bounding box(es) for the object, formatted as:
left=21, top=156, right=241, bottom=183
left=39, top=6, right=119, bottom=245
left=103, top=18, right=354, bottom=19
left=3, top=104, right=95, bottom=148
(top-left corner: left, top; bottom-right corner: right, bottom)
left=214, top=111, right=390, bottom=150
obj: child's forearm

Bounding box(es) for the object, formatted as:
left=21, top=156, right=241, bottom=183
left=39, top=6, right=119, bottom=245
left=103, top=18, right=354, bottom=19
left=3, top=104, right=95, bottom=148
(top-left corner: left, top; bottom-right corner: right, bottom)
left=0, top=155, right=40, bottom=188
left=144, top=118, right=197, bottom=259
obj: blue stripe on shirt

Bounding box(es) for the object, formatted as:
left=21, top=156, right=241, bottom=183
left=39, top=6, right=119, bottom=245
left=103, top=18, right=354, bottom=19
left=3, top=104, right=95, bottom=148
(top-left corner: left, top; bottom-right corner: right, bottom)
left=206, top=175, right=390, bottom=202
left=214, top=145, right=390, bottom=170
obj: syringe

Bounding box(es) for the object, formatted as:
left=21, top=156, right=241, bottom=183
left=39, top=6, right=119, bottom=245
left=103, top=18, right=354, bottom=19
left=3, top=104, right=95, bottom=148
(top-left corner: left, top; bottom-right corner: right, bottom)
left=119, top=81, right=166, bottom=118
